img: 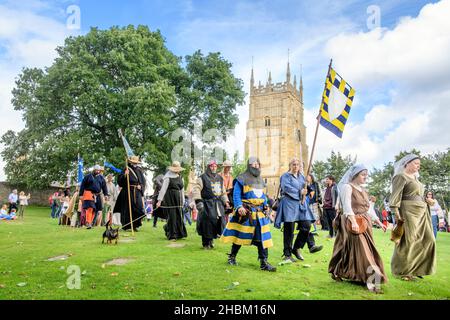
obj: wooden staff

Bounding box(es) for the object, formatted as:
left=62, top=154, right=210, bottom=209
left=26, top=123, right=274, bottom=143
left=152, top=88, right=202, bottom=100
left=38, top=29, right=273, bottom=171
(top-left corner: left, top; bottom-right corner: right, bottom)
left=302, top=59, right=333, bottom=204
left=125, top=156, right=135, bottom=236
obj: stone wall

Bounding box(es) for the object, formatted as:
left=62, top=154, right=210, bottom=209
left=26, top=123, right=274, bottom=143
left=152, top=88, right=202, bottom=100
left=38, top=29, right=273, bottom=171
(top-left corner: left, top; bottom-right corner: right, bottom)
left=0, top=182, right=62, bottom=207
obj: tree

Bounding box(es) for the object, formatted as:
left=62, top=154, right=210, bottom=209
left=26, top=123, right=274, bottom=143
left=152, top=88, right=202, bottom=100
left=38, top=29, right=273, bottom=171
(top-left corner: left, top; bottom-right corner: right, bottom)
left=311, top=151, right=356, bottom=184
left=368, top=149, right=449, bottom=208
left=1, top=25, right=245, bottom=188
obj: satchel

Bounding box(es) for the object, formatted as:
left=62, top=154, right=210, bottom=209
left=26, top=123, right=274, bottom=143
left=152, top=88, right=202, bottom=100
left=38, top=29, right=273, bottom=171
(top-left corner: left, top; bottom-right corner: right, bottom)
left=345, top=215, right=368, bottom=235
left=271, top=184, right=282, bottom=211
left=390, top=220, right=404, bottom=244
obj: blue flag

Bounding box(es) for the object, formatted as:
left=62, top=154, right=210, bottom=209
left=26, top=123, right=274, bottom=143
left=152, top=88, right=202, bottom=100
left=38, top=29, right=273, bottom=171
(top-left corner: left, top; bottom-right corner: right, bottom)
left=104, top=161, right=123, bottom=174
left=118, top=129, right=135, bottom=157
left=77, top=155, right=84, bottom=184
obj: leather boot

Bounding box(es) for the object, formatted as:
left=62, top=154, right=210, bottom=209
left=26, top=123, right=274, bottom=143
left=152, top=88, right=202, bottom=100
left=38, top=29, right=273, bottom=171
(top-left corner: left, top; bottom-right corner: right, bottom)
left=227, top=253, right=238, bottom=266
left=260, top=259, right=277, bottom=272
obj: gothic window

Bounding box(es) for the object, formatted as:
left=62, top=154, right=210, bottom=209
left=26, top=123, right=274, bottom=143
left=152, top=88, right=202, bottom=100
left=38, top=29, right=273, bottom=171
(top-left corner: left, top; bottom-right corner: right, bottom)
left=265, top=116, right=271, bottom=127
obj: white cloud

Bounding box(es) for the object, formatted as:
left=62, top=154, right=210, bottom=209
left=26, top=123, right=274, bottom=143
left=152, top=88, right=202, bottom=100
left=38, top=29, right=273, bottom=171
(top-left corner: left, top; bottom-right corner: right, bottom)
left=0, top=2, right=75, bottom=180
left=316, top=0, right=450, bottom=169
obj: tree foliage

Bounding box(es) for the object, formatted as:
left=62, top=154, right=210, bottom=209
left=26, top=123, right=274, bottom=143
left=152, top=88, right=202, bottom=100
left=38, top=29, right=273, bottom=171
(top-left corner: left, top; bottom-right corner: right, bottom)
left=312, top=149, right=449, bottom=209
left=1, top=25, right=245, bottom=188
left=311, top=151, right=356, bottom=183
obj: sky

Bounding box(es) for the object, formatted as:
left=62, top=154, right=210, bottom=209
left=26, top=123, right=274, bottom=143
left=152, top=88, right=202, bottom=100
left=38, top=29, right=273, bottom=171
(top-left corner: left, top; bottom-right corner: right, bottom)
left=0, top=0, right=449, bottom=181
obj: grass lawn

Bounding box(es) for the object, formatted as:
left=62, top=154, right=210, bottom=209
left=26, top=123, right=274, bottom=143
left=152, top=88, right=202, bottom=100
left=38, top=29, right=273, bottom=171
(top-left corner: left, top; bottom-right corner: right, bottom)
left=0, top=206, right=449, bottom=300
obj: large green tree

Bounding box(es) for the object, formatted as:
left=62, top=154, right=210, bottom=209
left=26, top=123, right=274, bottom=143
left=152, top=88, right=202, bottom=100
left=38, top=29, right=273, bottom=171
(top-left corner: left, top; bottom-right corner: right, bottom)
left=368, top=149, right=450, bottom=208
left=311, top=151, right=356, bottom=183
left=1, top=25, right=245, bottom=188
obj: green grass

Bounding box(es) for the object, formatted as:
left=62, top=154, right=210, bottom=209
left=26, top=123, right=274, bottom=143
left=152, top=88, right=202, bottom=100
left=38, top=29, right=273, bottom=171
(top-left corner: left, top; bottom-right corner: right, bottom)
left=0, top=206, right=449, bottom=300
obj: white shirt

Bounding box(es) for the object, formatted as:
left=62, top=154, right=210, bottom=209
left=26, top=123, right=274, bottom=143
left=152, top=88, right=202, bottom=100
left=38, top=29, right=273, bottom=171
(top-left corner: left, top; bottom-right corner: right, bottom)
left=9, top=193, right=18, bottom=203
left=341, top=183, right=378, bottom=221
left=429, top=200, right=444, bottom=223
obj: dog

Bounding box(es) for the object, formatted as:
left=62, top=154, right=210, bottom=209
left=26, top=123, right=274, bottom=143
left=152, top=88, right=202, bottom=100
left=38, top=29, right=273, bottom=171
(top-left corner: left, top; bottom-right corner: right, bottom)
left=102, top=224, right=119, bottom=244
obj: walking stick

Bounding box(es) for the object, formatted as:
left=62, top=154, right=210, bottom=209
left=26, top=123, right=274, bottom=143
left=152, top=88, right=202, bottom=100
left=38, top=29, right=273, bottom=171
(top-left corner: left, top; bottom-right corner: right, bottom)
left=125, top=157, right=135, bottom=236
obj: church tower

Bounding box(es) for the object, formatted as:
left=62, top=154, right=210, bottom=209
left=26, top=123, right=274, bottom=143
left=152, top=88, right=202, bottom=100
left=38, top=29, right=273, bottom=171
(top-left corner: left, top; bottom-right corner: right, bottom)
left=245, top=62, right=309, bottom=197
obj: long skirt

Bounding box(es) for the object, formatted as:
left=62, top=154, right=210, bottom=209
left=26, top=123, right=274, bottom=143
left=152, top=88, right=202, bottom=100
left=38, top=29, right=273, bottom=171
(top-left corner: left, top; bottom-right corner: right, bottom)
left=329, top=213, right=388, bottom=284
left=163, top=207, right=187, bottom=240
left=391, top=201, right=436, bottom=276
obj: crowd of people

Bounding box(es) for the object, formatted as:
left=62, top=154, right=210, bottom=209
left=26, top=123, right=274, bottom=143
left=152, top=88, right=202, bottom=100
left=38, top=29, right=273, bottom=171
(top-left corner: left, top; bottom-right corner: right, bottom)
left=2, top=151, right=448, bottom=294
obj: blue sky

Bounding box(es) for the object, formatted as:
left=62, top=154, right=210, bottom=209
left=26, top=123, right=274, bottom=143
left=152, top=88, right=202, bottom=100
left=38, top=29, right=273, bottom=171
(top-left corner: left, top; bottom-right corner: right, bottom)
left=0, top=0, right=449, bottom=180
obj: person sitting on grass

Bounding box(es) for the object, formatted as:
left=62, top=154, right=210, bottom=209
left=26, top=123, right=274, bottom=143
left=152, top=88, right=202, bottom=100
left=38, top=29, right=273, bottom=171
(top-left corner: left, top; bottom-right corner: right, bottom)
left=1, top=205, right=17, bottom=221
left=0, top=204, right=8, bottom=220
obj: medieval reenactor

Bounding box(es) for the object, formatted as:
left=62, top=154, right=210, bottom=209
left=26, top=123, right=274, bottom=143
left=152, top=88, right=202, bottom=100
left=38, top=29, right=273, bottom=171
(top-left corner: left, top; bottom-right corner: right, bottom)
left=221, top=157, right=277, bottom=272
left=79, top=165, right=109, bottom=229
left=151, top=174, right=165, bottom=228
left=113, top=156, right=146, bottom=231
left=156, top=161, right=187, bottom=241
left=192, top=160, right=230, bottom=249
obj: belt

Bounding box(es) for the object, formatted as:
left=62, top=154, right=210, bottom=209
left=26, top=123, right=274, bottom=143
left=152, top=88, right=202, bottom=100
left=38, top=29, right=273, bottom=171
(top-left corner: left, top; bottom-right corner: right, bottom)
left=402, top=195, right=423, bottom=201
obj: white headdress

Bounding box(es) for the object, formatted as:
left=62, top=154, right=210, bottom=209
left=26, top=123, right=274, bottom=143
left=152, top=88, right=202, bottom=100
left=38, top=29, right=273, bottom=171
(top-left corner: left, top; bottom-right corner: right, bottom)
left=393, top=154, right=420, bottom=177
left=337, top=164, right=368, bottom=196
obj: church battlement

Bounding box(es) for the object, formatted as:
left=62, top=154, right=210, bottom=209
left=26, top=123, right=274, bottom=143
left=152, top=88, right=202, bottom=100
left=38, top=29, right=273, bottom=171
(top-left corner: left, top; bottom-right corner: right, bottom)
left=250, top=62, right=303, bottom=103
left=252, top=81, right=299, bottom=96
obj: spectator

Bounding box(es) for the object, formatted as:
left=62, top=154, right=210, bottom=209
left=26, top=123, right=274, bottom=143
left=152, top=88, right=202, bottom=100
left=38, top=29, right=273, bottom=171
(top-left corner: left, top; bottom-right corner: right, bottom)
left=306, top=174, right=322, bottom=234
left=8, top=189, right=18, bottom=214
left=18, top=192, right=31, bottom=220
left=50, top=190, right=62, bottom=219
left=183, top=195, right=192, bottom=226
left=369, top=196, right=383, bottom=228
left=59, top=195, right=71, bottom=225
left=145, top=199, right=153, bottom=222
left=323, top=176, right=339, bottom=238
left=426, top=191, right=445, bottom=238
left=0, top=204, right=8, bottom=220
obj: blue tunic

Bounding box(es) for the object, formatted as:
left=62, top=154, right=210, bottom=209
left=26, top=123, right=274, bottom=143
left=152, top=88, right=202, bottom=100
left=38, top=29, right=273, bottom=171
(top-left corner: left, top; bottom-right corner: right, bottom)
left=221, top=177, right=273, bottom=249
left=274, top=172, right=315, bottom=229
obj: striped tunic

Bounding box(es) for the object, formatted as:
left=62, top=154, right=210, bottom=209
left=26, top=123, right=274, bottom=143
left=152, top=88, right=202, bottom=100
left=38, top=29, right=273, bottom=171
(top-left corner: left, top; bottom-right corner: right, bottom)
left=221, top=178, right=273, bottom=249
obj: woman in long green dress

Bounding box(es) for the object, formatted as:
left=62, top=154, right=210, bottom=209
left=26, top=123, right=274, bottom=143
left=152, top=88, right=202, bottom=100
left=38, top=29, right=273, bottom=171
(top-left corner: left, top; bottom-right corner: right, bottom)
left=390, top=154, right=436, bottom=281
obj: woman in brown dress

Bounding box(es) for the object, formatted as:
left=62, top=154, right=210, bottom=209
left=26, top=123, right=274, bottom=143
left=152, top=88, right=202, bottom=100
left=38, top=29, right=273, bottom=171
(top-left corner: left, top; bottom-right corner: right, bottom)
left=329, top=164, right=388, bottom=293
left=390, top=154, right=436, bottom=281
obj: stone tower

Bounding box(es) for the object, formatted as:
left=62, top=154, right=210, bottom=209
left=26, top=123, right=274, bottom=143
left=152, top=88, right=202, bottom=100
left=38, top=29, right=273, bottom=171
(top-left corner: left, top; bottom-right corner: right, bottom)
left=245, top=62, right=309, bottom=197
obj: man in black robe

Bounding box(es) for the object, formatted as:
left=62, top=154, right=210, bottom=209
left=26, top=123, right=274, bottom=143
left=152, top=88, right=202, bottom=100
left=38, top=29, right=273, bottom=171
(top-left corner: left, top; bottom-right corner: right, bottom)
left=114, top=156, right=146, bottom=231
left=192, top=160, right=230, bottom=249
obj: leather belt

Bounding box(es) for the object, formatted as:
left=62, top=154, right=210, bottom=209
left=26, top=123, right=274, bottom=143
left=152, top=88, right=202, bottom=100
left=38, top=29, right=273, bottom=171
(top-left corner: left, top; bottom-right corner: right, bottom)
left=402, top=195, right=423, bottom=201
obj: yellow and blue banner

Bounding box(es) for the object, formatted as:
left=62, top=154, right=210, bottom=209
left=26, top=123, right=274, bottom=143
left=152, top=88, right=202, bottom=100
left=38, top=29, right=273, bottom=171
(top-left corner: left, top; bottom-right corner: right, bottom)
left=319, top=67, right=355, bottom=138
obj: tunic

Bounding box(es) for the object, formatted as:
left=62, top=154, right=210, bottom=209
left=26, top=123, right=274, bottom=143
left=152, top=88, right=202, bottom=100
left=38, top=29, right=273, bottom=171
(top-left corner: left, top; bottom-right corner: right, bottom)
left=159, top=175, right=187, bottom=240
left=274, top=172, right=314, bottom=229
left=193, top=173, right=228, bottom=240
left=329, top=184, right=388, bottom=284
left=390, top=173, right=436, bottom=277
left=114, top=165, right=146, bottom=230
left=221, top=177, right=273, bottom=249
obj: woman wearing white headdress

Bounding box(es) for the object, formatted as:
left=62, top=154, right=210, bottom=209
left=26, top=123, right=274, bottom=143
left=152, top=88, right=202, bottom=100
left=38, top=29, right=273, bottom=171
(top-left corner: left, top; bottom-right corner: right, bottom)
left=328, top=164, right=387, bottom=293
left=390, top=154, right=436, bottom=281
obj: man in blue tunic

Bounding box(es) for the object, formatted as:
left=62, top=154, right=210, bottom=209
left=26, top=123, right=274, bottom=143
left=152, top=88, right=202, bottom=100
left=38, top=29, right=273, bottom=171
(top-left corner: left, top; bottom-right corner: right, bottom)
left=275, top=159, right=323, bottom=262
left=221, top=157, right=276, bottom=272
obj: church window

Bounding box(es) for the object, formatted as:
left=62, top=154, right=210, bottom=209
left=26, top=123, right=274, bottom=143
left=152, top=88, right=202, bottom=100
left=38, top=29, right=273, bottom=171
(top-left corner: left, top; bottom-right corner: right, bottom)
left=265, top=116, right=271, bottom=127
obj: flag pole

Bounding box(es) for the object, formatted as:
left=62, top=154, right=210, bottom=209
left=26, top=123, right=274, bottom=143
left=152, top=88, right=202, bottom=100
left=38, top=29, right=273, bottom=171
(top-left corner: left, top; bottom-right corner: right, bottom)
left=302, top=59, right=333, bottom=204
left=125, top=156, right=135, bottom=236
left=119, top=128, right=135, bottom=236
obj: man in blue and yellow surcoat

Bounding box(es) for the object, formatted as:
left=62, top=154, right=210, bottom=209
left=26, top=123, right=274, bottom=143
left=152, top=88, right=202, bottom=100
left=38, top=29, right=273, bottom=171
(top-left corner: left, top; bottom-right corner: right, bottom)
left=221, top=157, right=276, bottom=272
